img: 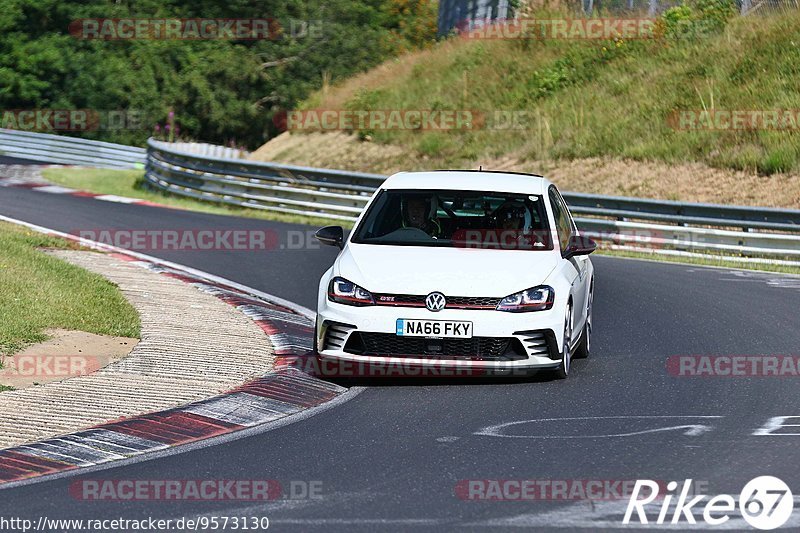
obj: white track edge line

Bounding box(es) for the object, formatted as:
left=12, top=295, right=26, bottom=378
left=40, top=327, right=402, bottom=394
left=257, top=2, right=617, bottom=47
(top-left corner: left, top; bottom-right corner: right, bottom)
left=0, top=385, right=364, bottom=491
left=0, top=214, right=315, bottom=319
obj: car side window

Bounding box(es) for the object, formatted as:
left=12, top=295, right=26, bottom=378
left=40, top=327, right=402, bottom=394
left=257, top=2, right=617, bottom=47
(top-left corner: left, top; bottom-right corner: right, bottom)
left=548, top=186, right=572, bottom=251
left=554, top=188, right=577, bottom=235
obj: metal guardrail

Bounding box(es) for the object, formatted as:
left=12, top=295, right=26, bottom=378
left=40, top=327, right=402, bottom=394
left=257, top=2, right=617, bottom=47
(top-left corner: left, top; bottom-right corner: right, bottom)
left=145, top=138, right=800, bottom=263
left=146, top=138, right=384, bottom=221
left=167, top=141, right=249, bottom=160
left=0, top=129, right=146, bottom=169
left=3, top=131, right=796, bottom=263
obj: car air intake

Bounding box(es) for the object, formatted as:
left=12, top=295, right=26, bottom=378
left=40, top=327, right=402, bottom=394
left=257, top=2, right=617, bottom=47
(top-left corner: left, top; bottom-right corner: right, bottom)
left=322, top=322, right=357, bottom=351
left=514, top=329, right=558, bottom=359
left=344, top=333, right=527, bottom=361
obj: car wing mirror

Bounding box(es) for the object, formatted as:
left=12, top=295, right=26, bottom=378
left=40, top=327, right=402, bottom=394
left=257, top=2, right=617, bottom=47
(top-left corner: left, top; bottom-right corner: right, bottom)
left=563, top=235, right=597, bottom=259
left=315, top=225, right=344, bottom=249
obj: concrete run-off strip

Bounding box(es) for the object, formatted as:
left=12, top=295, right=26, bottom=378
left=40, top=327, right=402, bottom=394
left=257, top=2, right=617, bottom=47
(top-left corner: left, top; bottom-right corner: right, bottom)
left=0, top=250, right=275, bottom=449
left=0, top=216, right=347, bottom=486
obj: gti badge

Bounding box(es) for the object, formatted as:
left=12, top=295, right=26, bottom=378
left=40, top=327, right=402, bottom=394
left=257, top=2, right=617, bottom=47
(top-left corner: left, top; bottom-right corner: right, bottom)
left=425, top=292, right=446, bottom=312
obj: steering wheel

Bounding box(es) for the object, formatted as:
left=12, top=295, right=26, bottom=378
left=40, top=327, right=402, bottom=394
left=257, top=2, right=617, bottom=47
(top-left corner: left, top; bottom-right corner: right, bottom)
left=384, top=227, right=434, bottom=240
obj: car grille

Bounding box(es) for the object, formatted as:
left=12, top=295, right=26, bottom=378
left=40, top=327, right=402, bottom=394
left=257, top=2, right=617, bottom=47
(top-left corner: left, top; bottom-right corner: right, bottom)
left=373, top=294, right=501, bottom=310
left=345, top=332, right=526, bottom=361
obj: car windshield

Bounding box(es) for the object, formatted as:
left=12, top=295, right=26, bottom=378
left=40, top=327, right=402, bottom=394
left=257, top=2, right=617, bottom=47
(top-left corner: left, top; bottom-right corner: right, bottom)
left=351, top=189, right=553, bottom=250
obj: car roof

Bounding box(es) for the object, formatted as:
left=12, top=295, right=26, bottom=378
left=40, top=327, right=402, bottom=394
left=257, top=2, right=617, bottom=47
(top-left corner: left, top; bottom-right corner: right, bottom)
left=381, top=170, right=552, bottom=195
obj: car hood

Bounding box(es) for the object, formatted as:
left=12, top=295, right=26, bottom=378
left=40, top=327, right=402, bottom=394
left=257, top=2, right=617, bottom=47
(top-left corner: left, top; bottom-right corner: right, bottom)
left=335, top=243, right=560, bottom=296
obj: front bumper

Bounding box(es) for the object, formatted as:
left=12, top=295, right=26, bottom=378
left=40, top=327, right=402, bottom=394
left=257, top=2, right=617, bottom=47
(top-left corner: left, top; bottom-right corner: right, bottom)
left=316, top=298, right=565, bottom=372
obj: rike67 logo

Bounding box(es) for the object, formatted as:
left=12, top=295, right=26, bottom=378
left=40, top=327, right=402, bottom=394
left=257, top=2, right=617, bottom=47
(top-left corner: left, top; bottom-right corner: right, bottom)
left=623, top=476, right=794, bottom=530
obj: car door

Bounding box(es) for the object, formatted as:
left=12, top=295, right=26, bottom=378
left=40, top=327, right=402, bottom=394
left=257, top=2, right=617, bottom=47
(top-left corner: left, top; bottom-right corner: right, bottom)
left=548, top=186, right=587, bottom=331
left=557, top=186, right=591, bottom=326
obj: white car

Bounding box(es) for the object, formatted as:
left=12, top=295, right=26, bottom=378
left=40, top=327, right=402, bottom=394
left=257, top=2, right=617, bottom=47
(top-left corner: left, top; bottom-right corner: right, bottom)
left=314, top=170, right=596, bottom=379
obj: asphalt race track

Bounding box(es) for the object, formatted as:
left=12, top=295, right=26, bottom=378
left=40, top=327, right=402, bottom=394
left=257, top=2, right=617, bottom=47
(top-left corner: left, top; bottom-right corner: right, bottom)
left=1, top=183, right=800, bottom=531
left=0, top=155, right=55, bottom=165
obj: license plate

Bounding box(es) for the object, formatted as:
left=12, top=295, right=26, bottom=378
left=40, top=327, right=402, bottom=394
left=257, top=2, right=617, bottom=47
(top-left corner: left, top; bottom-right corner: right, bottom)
left=396, top=319, right=473, bottom=338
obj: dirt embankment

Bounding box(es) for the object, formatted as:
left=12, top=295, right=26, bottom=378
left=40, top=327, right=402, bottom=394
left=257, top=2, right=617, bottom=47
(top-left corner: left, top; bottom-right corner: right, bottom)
left=250, top=132, right=800, bottom=209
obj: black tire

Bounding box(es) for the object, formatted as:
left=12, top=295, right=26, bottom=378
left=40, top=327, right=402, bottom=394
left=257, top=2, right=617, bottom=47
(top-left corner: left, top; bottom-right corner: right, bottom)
left=312, top=316, right=319, bottom=354
left=311, top=317, right=324, bottom=377
left=573, top=287, right=593, bottom=359
left=553, top=305, right=573, bottom=380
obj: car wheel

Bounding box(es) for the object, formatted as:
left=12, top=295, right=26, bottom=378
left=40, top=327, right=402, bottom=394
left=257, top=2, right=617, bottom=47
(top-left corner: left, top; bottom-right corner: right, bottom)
left=310, top=317, right=324, bottom=377
left=573, top=287, right=592, bottom=359
left=553, top=305, right=573, bottom=380
left=312, top=316, right=319, bottom=354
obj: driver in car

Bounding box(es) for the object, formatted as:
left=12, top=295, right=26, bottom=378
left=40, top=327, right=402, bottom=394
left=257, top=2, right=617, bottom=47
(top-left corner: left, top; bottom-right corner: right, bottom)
left=497, top=201, right=526, bottom=232
left=402, top=195, right=443, bottom=238
left=495, top=201, right=537, bottom=249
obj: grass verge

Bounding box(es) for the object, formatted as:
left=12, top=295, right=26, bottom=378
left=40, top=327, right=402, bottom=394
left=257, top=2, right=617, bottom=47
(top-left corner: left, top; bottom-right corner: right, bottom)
left=0, top=222, right=140, bottom=356
left=597, top=248, right=800, bottom=275
left=41, top=168, right=352, bottom=229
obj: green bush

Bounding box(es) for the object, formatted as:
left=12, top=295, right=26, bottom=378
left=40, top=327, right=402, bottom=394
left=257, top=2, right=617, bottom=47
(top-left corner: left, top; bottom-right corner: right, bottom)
left=661, top=6, right=697, bottom=39
left=660, top=0, right=737, bottom=40
left=0, top=0, right=438, bottom=149
left=691, top=0, right=738, bottom=30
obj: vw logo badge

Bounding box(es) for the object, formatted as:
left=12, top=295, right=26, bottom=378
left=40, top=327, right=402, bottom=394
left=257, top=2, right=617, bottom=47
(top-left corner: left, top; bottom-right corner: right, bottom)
left=425, top=292, right=446, bottom=312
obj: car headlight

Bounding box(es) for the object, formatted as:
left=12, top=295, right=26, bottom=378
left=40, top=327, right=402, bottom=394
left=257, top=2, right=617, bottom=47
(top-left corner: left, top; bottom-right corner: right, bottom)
left=328, top=277, right=374, bottom=306
left=496, top=285, right=554, bottom=312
